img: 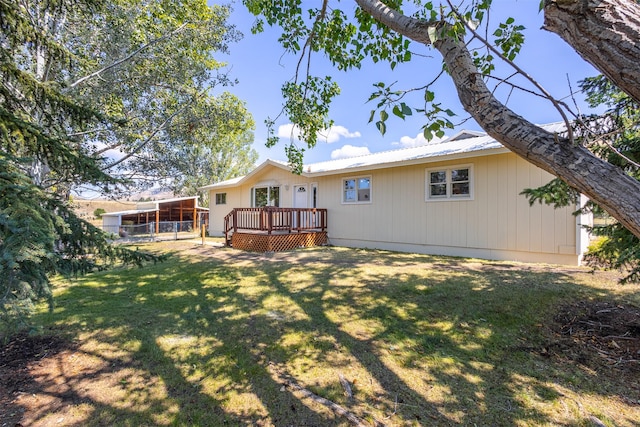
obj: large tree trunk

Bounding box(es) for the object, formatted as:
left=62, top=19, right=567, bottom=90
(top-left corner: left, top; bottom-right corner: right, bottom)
left=436, top=36, right=640, bottom=239
left=356, top=0, right=640, bottom=239
left=543, top=0, right=640, bottom=104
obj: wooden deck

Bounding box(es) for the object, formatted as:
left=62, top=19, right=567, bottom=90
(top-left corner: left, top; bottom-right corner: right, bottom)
left=224, top=207, right=328, bottom=252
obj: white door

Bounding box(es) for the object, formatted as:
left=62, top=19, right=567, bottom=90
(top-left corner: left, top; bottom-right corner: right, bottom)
left=293, top=185, right=308, bottom=208
left=293, top=185, right=308, bottom=228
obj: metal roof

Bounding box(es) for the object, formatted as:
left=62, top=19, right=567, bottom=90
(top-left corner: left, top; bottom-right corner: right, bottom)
left=101, top=208, right=158, bottom=217
left=200, top=122, right=567, bottom=190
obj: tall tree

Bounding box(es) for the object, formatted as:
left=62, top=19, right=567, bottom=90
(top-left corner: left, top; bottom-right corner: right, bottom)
left=0, top=0, right=250, bottom=330
left=243, top=0, right=640, bottom=239
left=63, top=0, right=257, bottom=195
left=139, top=92, right=258, bottom=204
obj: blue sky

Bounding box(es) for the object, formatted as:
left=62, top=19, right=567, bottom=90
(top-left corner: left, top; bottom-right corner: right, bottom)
left=218, top=1, right=601, bottom=165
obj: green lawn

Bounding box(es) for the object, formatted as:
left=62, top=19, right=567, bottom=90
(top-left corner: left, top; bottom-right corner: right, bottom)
left=27, top=241, right=640, bottom=426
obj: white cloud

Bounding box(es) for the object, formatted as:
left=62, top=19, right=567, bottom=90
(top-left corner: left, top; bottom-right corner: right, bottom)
left=277, top=123, right=361, bottom=144
left=331, top=145, right=371, bottom=159
left=392, top=131, right=446, bottom=148
left=277, top=123, right=302, bottom=140
left=317, top=125, right=361, bottom=144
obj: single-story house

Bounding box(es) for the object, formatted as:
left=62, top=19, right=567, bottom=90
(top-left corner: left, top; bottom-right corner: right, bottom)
left=102, top=196, right=208, bottom=235
left=201, top=123, right=591, bottom=265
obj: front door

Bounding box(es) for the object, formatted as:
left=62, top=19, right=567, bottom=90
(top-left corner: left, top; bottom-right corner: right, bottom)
left=293, top=185, right=308, bottom=208
left=293, top=185, right=308, bottom=228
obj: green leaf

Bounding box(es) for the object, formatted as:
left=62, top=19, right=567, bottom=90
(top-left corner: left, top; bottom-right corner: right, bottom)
left=425, top=90, right=435, bottom=102
left=392, top=105, right=404, bottom=119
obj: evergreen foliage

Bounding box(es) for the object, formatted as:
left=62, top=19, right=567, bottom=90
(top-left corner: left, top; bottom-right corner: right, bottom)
left=1, top=0, right=251, bottom=331
left=523, top=75, right=640, bottom=282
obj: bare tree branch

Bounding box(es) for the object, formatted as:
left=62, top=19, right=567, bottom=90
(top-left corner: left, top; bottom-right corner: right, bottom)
left=447, top=0, right=574, bottom=141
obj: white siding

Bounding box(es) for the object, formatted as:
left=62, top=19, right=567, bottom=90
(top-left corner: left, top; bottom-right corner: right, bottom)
left=102, top=215, right=121, bottom=229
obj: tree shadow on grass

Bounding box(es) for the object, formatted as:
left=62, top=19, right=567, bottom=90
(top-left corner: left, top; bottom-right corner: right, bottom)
left=15, top=245, right=639, bottom=426
left=24, top=252, right=343, bottom=425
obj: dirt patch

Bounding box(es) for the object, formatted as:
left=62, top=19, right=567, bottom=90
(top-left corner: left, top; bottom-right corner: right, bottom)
left=0, top=332, right=148, bottom=426
left=545, top=300, right=640, bottom=396
left=0, top=333, right=75, bottom=426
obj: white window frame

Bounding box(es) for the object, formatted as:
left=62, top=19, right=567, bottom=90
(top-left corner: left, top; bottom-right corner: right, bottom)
left=215, top=192, right=227, bottom=205
left=342, top=175, right=372, bottom=204
left=251, top=185, right=280, bottom=207
left=425, top=164, right=474, bottom=201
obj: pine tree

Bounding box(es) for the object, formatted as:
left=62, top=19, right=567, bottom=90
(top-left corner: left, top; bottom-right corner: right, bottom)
left=0, top=0, right=159, bottom=331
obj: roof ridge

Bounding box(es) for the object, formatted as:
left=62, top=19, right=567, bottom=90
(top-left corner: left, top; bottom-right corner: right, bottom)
left=304, top=129, right=491, bottom=167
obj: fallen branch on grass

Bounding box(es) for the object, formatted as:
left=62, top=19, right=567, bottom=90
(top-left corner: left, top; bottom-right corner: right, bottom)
left=339, top=373, right=354, bottom=400
left=268, top=364, right=377, bottom=427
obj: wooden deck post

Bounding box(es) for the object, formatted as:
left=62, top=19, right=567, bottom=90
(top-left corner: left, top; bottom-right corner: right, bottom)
left=233, top=209, right=238, bottom=233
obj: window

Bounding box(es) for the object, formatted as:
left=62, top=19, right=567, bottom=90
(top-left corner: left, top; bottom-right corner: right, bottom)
left=252, top=185, right=280, bottom=207
left=215, top=193, right=226, bottom=205
left=343, top=176, right=371, bottom=203
left=311, top=183, right=318, bottom=208
left=426, top=165, right=473, bottom=200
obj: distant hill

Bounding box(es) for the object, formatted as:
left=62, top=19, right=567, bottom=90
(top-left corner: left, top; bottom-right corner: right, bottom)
left=122, top=187, right=174, bottom=201
left=72, top=199, right=137, bottom=226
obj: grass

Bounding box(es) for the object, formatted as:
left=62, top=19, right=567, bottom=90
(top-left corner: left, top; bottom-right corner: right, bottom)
left=25, top=241, right=640, bottom=426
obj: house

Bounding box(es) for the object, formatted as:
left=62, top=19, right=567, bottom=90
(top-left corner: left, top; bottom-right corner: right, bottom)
left=201, top=123, right=591, bottom=265
left=101, top=196, right=208, bottom=236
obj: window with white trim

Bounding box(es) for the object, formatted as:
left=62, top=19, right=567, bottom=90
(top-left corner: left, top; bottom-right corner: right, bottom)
left=252, top=185, right=280, bottom=207
left=343, top=176, right=371, bottom=203
left=426, top=165, right=473, bottom=200
left=215, top=193, right=226, bottom=205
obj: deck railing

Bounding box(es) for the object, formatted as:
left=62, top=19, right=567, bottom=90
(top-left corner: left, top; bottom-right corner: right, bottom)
left=224, top=207, right=327, bottom=245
